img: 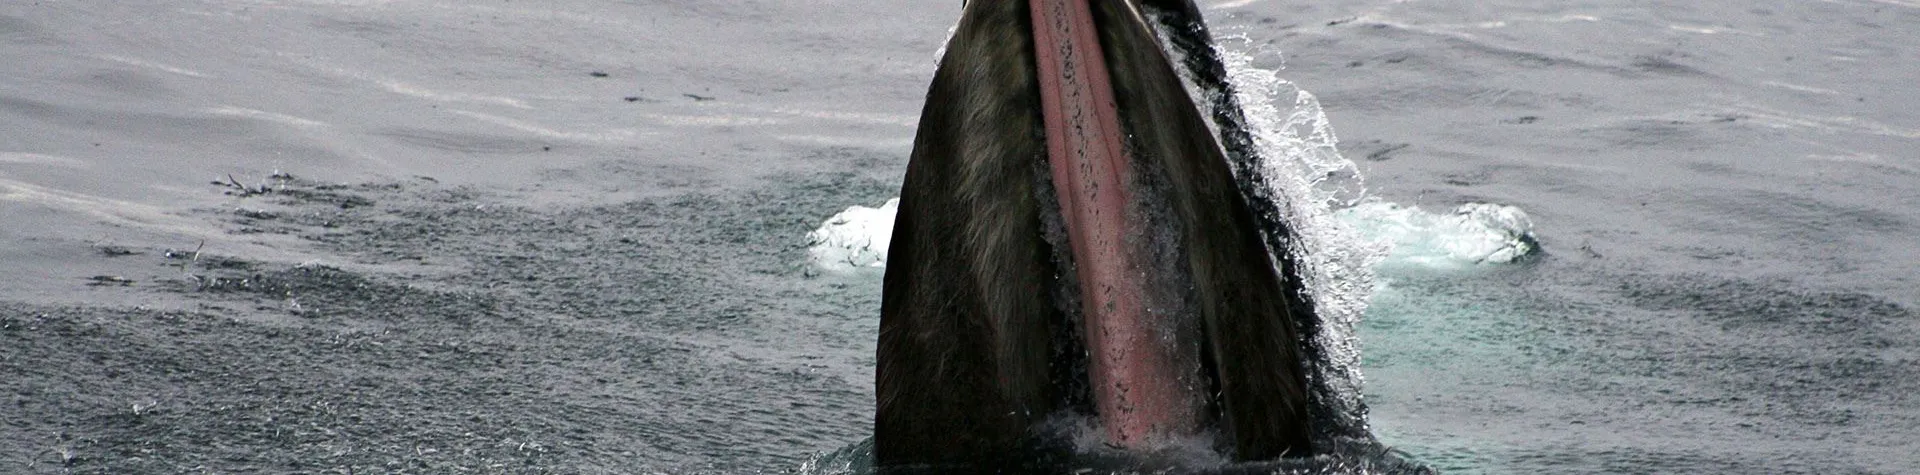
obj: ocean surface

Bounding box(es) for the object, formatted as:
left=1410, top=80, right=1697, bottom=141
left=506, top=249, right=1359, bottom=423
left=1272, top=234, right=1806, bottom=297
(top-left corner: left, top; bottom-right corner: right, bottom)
left=2, top=0, right=1916, bottom=473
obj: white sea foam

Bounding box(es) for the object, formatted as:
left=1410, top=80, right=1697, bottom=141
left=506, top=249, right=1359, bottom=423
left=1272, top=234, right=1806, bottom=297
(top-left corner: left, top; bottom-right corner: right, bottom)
left=1339, top=200, right=1537, bottom=268
left=805, top=198, right=898, bottom=271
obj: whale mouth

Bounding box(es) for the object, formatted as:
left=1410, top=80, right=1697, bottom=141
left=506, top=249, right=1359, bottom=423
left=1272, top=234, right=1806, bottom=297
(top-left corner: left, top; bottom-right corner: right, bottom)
left=1030, top=0, right=1210, bottom=450
left=1032, top=0, right=1316, bottom=459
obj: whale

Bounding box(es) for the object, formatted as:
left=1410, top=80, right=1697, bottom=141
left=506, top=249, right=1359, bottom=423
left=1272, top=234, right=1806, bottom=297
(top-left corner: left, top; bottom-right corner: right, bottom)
left=875, top=0, right=1327, bottom=470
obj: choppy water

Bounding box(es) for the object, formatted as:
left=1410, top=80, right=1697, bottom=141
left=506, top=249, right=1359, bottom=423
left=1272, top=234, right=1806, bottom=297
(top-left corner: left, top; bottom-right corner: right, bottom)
left=4, top=0, right=1916, bottom=473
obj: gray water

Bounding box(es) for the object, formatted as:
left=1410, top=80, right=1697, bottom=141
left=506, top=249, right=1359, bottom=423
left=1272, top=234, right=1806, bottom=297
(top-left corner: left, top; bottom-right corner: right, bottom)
left=2, top=0, right=1916, bottom=474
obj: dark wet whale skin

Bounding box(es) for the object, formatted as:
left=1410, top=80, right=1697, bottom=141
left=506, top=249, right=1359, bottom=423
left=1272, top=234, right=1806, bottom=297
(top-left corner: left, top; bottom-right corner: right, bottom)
left=874, top=0, right=1320, bottom=469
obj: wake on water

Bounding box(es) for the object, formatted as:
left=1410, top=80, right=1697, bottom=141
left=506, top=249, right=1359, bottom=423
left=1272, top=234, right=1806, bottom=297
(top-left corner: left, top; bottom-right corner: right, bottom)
left=800, top=18, right=1538, bottom=475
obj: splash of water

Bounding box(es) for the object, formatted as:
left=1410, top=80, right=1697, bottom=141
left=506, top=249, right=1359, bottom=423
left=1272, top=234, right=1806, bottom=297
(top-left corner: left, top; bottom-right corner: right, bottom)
left=1203, top=30, right=1385, bottom=440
